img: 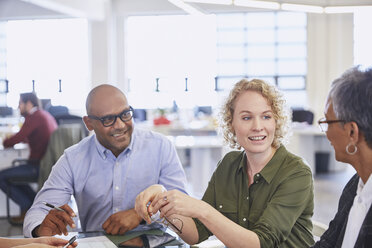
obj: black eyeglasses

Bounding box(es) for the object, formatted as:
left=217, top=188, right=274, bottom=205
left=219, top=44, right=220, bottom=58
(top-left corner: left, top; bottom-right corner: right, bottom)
left=318, top=117, right=345, bottom=132
left=88, top=106, right=134, bottom=127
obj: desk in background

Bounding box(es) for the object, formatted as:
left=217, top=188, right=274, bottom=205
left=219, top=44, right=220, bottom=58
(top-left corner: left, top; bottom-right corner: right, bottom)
left=169, top=136, right=227, bottom=198
left=286, top=124, right=348, bottom=174
left=137, top=121, right=226, bottom=198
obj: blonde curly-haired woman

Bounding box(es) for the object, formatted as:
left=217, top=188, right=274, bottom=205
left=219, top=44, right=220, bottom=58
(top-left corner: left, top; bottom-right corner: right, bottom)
left=136, top=79, right=314, bottom=248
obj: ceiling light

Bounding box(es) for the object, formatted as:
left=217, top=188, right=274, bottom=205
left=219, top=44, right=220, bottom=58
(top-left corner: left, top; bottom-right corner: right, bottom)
left=184, top=0, right=232, bottom=5
left=234, top=0, right=280, bottom=10
left=281, top=3, right=324, bottom=13
left=324, top=6, right=372, bottom=14
left=168, top=0, right=205, bottom=15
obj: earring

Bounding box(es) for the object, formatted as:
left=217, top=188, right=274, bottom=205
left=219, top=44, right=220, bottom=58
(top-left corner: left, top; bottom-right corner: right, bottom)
left=346, top=143, right=358, bottom=155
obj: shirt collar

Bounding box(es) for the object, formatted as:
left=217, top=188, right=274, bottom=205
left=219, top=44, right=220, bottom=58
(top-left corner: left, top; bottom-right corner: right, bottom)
left=260, top=146, right=286, bottom=184
left=357, top=173, right=372, bottom=204
left=238, top=145, right=286, bottom=184
left=29, top=106, right=38, bottom=115
left=94, top=127, right=136, bottom=159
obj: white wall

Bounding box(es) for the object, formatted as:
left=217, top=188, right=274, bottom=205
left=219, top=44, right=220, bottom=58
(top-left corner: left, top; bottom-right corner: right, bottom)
left=307, top=13, right=354, bottom=123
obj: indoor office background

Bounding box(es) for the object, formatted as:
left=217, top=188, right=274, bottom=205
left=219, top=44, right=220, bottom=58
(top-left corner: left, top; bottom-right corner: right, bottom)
left=0, top=0, right=372, bottom=237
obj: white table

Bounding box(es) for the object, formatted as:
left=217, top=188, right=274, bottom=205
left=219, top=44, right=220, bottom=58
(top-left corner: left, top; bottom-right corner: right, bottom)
left=169, top=136, right=227, bottom=198
left=286, top=124, right=348, bottom=174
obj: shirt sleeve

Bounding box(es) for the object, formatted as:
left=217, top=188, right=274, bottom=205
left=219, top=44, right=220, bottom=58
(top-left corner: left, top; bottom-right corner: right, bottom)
left=157, top=137, right=187, bottom=194
left=3, top=117, right=35, bottom=147
left=23, top=153, right=74, bottom=237
left=193, top=167, right=219, bottom=243
left=253, top=166, right=313, bottom=247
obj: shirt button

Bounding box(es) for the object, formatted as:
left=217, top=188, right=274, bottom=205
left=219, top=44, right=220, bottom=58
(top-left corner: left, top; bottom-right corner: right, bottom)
left=246, top=196, right=249, bottom=200
left=115, top=186, right=119, bottom=190
left=243, top=218, right=247, bottom=222
left=219, top=205, right=223, bottom=209
left=255, top=181, right=259, bottom=184
left=257, top=174, right=260, bottom=177
left=115, top=208, right=119, bottom=212
left=115, top=162, right=119, bottom=166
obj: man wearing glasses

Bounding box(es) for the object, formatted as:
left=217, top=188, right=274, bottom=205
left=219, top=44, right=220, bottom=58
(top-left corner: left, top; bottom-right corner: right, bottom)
left=23, top=84, right=187, bottom=238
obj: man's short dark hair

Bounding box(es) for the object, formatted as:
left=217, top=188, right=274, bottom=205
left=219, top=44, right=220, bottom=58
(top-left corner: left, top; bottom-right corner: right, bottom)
left=20, top=92, right=40, bottom=108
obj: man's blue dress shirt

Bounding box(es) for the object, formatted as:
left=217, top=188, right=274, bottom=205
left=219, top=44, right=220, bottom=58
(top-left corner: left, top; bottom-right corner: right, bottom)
left=23, top=128, right=187, bottom=237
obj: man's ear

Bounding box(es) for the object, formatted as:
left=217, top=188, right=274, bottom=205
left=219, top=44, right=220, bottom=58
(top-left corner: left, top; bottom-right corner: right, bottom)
left=83, top=116, right=94, bottom=131
left=26, top=101, right=34, bottom=111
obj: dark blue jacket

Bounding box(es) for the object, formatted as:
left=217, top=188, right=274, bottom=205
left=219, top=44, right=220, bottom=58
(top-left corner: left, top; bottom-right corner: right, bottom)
left=312, top=173, right=372, bottom=248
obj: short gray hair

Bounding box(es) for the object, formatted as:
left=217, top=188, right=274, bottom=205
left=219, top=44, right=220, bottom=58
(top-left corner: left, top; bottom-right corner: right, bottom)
left=329, top=66, right=372, bottom=148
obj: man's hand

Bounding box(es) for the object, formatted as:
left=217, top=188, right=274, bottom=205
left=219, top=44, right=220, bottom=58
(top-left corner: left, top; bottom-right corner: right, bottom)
left=102, top=209, right=142, bottom=235
left=35, top=204, right=76, bottom=237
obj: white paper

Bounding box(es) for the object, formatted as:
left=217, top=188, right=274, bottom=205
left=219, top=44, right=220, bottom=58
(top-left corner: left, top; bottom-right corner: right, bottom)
left=55, top=232, right=116, bottom=248
left=76, top=236, right=117, bottom=248
left=193, top=238, right=225, bottom=248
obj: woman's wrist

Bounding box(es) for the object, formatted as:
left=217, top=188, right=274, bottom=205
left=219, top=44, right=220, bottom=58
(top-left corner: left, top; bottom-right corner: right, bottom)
left=195, top=200, right=212, bottom=221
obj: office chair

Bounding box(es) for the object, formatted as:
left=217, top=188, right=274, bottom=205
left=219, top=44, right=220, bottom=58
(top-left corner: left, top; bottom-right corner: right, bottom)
left=5, top=124, right=87, bottom=225
left=38, top=123, right=87, bottom=190
left=47, top=105, right=69, bottom=117
left=54, top=114, right=89, bottom=137
left=133, top=109, right=147, bottom=122
left=0, top=106, right=13, bottom=117
left=292, top=109, right=314, bottom=125
left=54, top=114, right=82, bottom=124
left=194, top=106, right=212, bottom=118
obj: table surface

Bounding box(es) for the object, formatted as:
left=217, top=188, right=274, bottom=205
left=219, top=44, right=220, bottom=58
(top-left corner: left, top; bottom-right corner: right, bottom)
left=52, top=230, right=190, bottom=248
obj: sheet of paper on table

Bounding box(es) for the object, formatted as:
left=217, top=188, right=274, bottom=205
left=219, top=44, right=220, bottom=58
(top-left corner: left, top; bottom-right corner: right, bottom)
left=75, top=235, right=117, bottom=248
left=55, top=232, right=116, bottom=248
left=191, top=237, right=225, bottom=248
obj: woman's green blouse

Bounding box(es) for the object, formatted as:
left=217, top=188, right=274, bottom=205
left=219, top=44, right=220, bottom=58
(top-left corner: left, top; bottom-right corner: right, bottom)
left=193, top=145, right=315, bottom=248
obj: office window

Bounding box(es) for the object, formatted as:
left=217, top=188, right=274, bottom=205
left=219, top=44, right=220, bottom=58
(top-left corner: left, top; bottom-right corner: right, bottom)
left=4, top=18, right=89, bottom=113
left=126, top=12, right=307, bottom=110
left=216, top=12, right=307, bottom=108
left=354, top=8, right=372, bottom=68
left=126, top=15, right=217, bottom=109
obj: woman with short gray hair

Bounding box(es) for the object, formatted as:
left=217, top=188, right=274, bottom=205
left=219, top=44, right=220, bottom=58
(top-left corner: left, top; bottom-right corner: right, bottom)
left=313, top=66, right=372, bottom=247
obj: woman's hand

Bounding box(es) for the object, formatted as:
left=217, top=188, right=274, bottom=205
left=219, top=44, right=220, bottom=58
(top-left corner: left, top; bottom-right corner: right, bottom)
left=13, top=236, right=77, bottom=248
left=135, top=184, right=166, bottom=224
left=151, top=190, right=206, bottom=220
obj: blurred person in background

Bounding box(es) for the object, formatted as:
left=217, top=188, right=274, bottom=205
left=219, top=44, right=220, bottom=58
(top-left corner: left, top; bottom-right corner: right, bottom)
left=0, top=92, right=57, bottom=224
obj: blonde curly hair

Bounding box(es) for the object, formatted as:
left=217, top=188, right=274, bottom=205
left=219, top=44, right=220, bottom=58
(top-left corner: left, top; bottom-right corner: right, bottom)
left=219, top=78, right=290, bottom=149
